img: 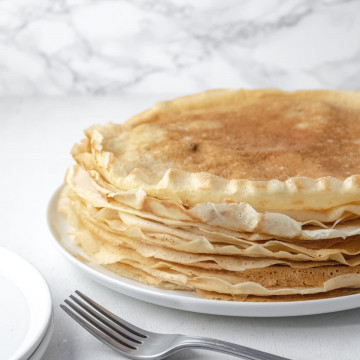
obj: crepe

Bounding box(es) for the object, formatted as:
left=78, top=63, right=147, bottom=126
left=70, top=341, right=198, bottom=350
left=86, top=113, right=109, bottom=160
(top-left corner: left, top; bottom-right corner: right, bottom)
left=60, top=89, right=360, bottom=301
left=63, top=211, right=360, bottom=297
left=71, top=89, right=360, bottom=210
left=65, top=165, right=360, bottom=240
left=60, top=189, right=360, bottom=266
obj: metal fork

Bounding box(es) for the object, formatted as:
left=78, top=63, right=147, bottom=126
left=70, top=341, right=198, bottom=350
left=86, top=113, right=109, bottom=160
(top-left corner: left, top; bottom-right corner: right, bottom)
left=61, top=291, right=290, bottom=360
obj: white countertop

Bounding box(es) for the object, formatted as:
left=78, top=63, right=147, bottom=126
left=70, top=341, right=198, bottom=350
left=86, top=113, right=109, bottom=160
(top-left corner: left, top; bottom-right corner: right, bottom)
left=1, top=95, right=360, bottom=360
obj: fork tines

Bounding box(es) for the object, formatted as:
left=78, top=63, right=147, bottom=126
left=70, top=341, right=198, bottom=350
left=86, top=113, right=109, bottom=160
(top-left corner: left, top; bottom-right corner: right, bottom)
left=61, top=290, right=147, bottom=352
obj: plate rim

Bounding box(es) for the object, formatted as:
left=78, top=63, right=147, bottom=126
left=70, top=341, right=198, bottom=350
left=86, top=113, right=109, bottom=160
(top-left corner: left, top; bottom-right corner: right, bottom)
left=27, top=309, right=54, bottom=360
left=0, top=247, right=52, bottom=360
left=48, top=185, right=360, bottom=317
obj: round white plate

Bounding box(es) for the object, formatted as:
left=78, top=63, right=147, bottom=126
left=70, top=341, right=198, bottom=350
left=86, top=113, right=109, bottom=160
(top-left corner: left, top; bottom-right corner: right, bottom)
left=28, top=310, right=54, bottom=360
left=48, top=187, right=360, bottom=317
left=0, top=247, right=52, bottom=360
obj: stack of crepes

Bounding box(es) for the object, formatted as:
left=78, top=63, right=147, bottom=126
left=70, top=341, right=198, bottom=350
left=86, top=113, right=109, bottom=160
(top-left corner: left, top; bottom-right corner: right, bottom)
left=59, top=89, right=360, bottom=301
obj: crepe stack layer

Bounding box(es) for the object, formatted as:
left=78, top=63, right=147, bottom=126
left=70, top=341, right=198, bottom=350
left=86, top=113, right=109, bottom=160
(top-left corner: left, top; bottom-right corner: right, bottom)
left=60, top=89, right=360, bottom=301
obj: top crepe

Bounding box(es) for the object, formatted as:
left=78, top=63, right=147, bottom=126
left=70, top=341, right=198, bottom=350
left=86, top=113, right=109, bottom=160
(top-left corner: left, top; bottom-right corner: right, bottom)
left=71, top=89, right=360, bottom=210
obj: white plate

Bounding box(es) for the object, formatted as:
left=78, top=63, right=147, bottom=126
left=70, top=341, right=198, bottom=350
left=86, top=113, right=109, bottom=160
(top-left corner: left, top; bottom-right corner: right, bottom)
left=0, top=247, right=52, bottom=360
left=48, top=187, right=360, bottom=317
left=28, top=310, right=54, bottom=360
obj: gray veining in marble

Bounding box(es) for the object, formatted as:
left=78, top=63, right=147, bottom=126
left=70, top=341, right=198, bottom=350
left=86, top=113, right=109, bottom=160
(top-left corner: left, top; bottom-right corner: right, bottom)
left=0, top=0, right=359, bottom=95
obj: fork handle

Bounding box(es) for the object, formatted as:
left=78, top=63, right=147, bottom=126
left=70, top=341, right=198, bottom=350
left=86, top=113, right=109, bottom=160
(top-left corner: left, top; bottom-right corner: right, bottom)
left=177, top=336, right=290, bottom=360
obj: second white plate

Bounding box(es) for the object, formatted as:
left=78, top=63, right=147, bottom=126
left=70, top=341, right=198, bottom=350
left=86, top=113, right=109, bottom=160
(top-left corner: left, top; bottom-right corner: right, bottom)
left=48, top=186, right=360, bottom=317
left=0, top=247, right=52, bottom=360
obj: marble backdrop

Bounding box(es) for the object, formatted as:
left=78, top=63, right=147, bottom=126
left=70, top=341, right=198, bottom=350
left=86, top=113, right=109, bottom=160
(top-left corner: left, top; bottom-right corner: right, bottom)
left=0, top=0, right=359, bottom=95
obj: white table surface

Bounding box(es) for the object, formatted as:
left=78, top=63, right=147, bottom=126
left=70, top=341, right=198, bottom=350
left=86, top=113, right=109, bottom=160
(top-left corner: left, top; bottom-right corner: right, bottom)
left=1, top=95, right=360, bottom=360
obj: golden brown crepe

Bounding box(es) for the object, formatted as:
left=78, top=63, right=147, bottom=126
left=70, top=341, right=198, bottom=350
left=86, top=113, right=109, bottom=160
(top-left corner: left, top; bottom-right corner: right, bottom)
left=60, top=89, right=360, bottom=301
left=71, top=89, right=360, bottom=210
